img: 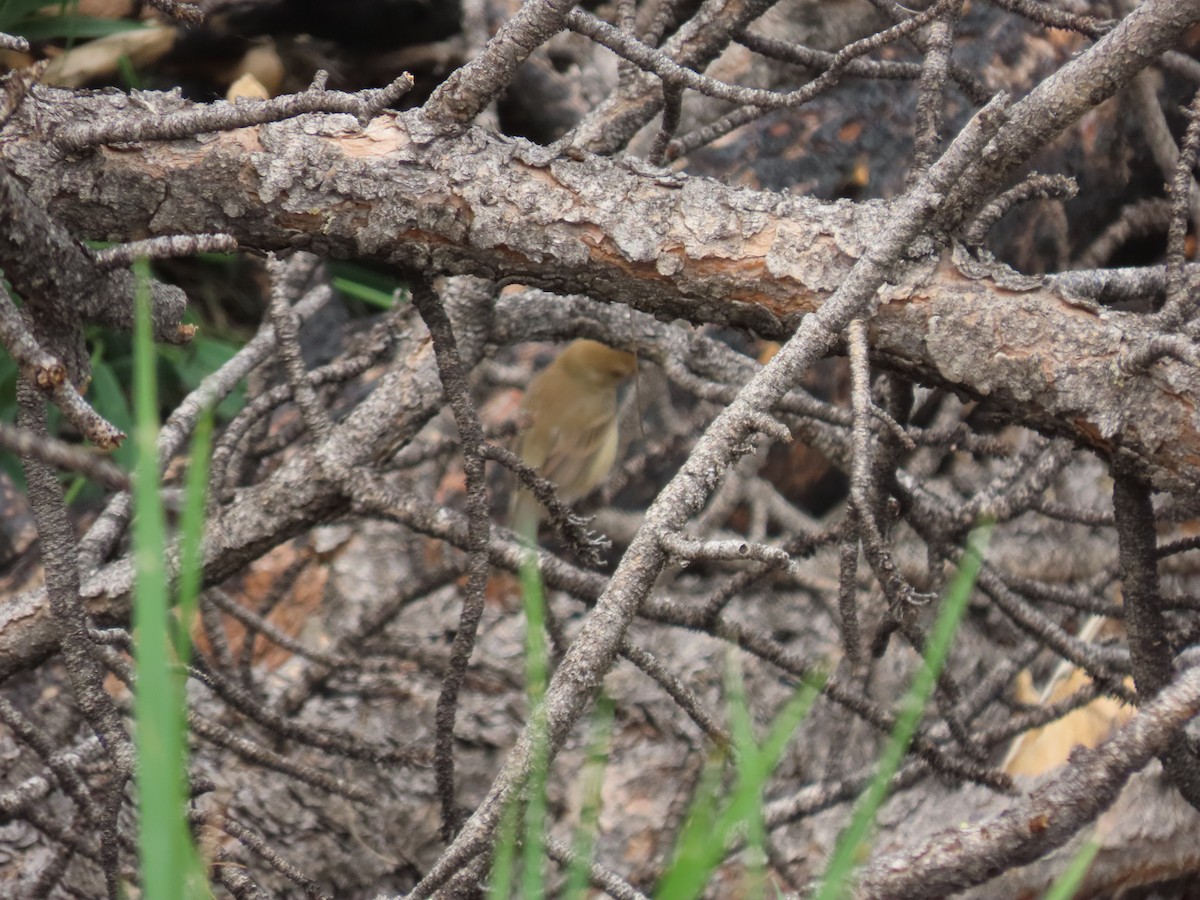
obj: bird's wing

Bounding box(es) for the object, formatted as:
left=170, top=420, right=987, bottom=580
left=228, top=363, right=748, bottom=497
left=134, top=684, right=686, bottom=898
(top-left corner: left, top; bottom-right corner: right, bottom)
left=537, top=414, right=619, bottom=501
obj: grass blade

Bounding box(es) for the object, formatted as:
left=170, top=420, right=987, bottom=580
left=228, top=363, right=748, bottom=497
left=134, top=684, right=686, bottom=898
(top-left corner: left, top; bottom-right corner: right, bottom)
left=131, top=258, right=208, bottom=899
left=656, top=657, right=824, bottom=900
left=564, top=695, right=615, bottom=899
left=815, top=524, right=992, bottom=900
left=520, top=551, right=549, bottom=900
left=1043, top=832, right=1100, bottom=900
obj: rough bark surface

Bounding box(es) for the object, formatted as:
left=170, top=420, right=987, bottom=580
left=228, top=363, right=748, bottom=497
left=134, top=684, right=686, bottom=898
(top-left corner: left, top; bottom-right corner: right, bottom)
left=5, top=1, right=1200, bottom=898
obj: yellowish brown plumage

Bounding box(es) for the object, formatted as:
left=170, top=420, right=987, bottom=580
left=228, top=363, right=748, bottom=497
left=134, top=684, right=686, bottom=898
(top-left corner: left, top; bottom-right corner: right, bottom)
left=510, top=339, right=637, bottom=539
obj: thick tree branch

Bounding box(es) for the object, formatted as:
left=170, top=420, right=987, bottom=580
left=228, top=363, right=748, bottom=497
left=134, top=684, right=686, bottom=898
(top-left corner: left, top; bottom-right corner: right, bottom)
left=2, top=94, right=1198, bottom=495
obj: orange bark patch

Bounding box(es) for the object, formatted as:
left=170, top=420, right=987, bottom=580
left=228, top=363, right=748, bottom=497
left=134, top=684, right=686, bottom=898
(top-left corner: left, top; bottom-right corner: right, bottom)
left=192, top=541, right=326, bottom=670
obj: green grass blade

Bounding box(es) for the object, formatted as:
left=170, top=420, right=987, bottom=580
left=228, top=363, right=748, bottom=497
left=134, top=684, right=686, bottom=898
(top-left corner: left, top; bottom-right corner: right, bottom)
left=132, top=258, right=185, bottom=900
left=329, top=262, right=410, bottom=310
left=332, top=275, right=398, bottom=309
left=739, top=670, right=827, bottom=900
left=0, top=0, right=62, bottom=27
left=87, top=352, right=134, bottom=469
left=1042, top=833, right=1100, bottom=900
left=486, top=552, right=552, bottom=900
left=16, top=14, right=144, bottom=41
left=656, top=661, right=824, bottom=900
left=117, top=51, right=141, bottom=90
left=564, top=695, right=614, bottom=900
left=655, top=748, right=726, bottom=900
left=815, top=524, right=992, bottom=900
left=488, top=791, right=522, bottom=900
left=521, top=551, right=549, bottom=900
left=131, top=259, right=209, bottom=899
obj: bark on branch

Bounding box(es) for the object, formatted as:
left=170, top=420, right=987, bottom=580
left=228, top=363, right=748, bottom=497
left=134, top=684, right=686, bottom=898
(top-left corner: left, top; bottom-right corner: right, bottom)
left=4, top=90, right=1196, bottom=496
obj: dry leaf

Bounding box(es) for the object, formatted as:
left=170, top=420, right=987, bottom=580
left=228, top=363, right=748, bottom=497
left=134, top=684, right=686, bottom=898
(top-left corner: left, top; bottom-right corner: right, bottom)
left=226, top=72, right=269, bottom=102
left=42, top=26, right=175, bottom=88
left=1004, top=616, right=1134, bottom=777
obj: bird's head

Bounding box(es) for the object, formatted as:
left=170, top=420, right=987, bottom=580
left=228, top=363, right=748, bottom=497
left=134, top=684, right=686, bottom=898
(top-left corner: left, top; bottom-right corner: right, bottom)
left=559, top=339, right=637, bottom=385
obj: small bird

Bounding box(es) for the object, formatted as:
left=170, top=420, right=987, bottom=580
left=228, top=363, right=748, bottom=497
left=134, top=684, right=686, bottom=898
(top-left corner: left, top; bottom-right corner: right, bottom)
left=510, top=339, right=637, bottom=540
